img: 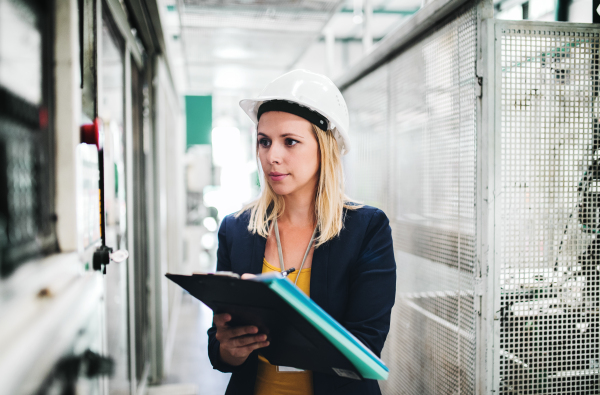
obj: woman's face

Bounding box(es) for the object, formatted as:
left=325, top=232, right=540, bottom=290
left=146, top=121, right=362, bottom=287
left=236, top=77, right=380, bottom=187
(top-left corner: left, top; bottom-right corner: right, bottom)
left=257, top=111, right=320, bottom=198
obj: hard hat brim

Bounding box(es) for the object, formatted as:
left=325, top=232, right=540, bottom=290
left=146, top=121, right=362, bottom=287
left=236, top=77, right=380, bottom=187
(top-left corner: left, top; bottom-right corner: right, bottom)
left=239, top=97, right=350, bottom=155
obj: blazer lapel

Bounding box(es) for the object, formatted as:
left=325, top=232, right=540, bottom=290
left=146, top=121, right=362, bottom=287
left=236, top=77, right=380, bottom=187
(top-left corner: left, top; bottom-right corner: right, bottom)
left=250, top=233, right=267, bottom=274
left=310, top=241, right=330, bottom=311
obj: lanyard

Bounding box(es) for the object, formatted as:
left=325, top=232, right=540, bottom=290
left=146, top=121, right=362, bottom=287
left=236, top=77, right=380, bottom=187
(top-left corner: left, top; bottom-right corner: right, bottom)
left=273, top=218, right=318, bottom=285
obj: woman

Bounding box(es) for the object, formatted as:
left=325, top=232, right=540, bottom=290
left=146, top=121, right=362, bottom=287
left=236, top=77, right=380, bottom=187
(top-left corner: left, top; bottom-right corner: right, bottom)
left=207, top=69, right=396, bottom=395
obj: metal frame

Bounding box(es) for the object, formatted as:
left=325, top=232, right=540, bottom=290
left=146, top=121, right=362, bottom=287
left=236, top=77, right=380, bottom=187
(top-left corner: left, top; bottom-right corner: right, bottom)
left=477, top=14, right=497, bottom=395
left=477, top=16, right=501, bottom=394
left=131, top=51, right=152, bottom=392
left=475, top=6, right=496, bottom=394
left=105, top=0, right=143, bottom=68
left=145, top=55, right=165, bottom=383
left=151, top=54, right=186, bottom=381
left=491, top=17, right=503, bottom=393
left=82, top=0, right=98, bottom=119
left=123, top=44, right=140, bottom=395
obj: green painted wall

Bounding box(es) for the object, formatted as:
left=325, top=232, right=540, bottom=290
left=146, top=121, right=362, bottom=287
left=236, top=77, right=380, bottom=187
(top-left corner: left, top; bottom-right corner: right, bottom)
left=186, top=95, right=212, bottom=147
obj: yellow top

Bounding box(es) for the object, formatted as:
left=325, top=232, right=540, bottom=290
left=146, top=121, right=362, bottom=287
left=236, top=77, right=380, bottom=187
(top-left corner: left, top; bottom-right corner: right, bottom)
left=254, top=258, right=313, bottom=395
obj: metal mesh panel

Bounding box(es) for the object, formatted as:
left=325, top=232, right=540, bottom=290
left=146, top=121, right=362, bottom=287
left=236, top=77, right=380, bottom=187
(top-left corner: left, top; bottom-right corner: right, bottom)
left=344, top=66, right=390, bottom=211
left=390, top=6, right=478, bottom=394
left=342, top=3, right=478, bottom=394
left=497, top=24, right=600, bottom=394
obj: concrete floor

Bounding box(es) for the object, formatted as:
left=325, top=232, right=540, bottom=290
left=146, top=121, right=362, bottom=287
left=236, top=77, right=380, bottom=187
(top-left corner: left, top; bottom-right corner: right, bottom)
left=162, top=292, right=231, bottom=395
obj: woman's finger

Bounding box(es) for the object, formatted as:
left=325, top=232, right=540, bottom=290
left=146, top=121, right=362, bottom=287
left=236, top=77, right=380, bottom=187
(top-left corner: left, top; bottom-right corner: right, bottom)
left=242, top=341, right=270, bottom=353
left=219, top=327, right=257, bottom=344
left=228, top=340, right=270, bottom=359
left=216, top=324, right=258, bottom=344
left=227, top=325, right=258, bottom=339
left=213, top=313, right=231, bottom=327
left=231, top=334, right=267, bottom=348
left=241, top=273, right=257, bottom=280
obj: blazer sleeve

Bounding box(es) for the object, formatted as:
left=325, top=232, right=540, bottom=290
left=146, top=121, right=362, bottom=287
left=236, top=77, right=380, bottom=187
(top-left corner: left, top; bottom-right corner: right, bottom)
left=206, top=215, right=247, bottom=373
left=343, top=209, right=397, bottom=357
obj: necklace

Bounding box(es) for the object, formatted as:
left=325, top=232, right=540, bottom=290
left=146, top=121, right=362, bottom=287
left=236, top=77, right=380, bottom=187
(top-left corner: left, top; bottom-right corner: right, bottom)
left=273, top=218, right=318, bottom=285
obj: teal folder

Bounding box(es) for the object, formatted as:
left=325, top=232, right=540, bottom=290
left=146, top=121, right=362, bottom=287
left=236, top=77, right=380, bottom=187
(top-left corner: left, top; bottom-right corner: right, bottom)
left=166, top=272, right=389, bottom=381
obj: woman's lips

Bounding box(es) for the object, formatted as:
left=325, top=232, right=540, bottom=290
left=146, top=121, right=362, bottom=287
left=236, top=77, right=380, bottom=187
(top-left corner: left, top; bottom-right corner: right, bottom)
left=269, top=172, right=289, bottom=181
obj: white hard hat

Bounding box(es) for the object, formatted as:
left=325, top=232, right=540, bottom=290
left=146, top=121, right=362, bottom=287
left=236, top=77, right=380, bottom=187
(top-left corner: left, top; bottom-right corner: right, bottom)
left=239, top=69, right=351, bottom=155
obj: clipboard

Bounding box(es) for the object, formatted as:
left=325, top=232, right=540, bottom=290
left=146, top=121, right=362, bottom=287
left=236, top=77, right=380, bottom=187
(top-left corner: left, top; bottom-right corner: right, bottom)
left=165, top=272, right=389, bottom=381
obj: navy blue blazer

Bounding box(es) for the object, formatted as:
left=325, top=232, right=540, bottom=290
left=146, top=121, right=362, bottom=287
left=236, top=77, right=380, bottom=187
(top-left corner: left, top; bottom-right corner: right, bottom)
left=207, top=205, right=396, bottom=395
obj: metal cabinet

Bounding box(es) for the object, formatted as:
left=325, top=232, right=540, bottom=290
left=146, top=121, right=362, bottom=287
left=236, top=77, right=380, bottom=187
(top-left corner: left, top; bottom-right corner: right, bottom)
left=0, top=0, right=183, bottom=393
left=340, top=0, right=600, bottom=393
left=0, top=0, right=57, bottom=277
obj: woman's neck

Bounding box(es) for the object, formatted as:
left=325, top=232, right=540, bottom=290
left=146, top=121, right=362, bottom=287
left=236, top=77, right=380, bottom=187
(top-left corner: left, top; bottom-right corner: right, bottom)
left=280, top=190, right=316, bottom=228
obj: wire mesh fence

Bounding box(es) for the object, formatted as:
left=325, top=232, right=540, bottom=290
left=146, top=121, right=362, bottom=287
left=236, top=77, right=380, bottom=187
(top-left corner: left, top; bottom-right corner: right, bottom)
left=497, top=24, right=600, bottom=395
left=342, top=4, right=600, bottom=395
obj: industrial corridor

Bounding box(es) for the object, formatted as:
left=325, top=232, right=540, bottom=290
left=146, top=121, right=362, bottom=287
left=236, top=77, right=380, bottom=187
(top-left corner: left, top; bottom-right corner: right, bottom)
left=0, top=0, right=598, bottom=394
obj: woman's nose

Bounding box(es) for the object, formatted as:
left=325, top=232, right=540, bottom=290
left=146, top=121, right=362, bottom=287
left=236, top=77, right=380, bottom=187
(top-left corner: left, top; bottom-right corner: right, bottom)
left=267, top=142, right=284, bottom=164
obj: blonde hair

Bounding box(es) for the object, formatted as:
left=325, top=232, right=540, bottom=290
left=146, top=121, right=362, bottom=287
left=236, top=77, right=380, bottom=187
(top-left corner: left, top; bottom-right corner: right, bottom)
left=236, top=124, right=361, bottom=247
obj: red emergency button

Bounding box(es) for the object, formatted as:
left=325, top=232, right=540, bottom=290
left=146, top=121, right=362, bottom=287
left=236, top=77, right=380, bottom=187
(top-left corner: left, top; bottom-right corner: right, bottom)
left=80, top=117, right=103, bottom=150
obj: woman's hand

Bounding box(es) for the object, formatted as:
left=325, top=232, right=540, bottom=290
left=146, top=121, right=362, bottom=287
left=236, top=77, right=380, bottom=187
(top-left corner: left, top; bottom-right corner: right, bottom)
left=214, top=312, right=270, bottom=367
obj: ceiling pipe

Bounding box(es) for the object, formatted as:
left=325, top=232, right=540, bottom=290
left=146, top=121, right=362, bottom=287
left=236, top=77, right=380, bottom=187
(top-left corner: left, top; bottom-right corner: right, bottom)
left=555, top=0, right=569, bottom=21
left=336, top=0, right=477, bottom=90
left=353, top=0, right=363, bottom=23
left=287, top=1, right=346, bottom=71
left=363, top=0, right=373, bottom=54
left=324, top=27, right=336, bottom=78
left=176, top=0, right=192, bottom=88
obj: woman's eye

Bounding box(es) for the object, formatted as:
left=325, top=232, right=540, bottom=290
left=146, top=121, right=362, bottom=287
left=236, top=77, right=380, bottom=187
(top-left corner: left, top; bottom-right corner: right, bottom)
left=258, top=138, right=271, bottom=148
left=285, top=138, right=298, bottom=147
